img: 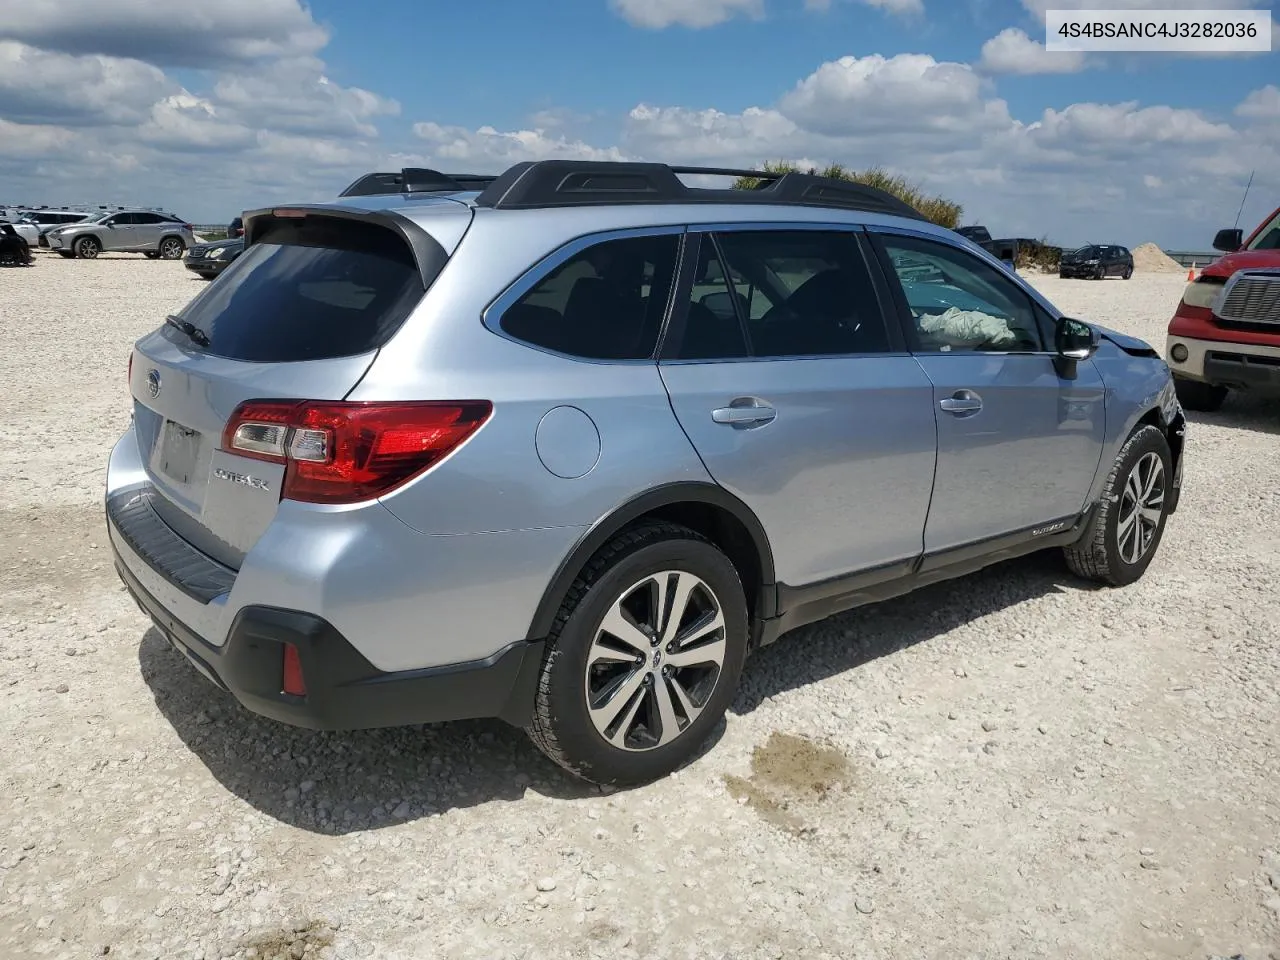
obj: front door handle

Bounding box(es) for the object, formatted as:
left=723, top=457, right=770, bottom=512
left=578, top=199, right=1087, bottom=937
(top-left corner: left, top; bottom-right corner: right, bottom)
left=939, top=390, right=983, bottom=415
left=712, top=398, right=777, bottom=426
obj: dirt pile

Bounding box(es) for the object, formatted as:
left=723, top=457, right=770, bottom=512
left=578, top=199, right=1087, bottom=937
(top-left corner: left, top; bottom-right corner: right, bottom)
left=1132, top=242, right=1185, bottom=273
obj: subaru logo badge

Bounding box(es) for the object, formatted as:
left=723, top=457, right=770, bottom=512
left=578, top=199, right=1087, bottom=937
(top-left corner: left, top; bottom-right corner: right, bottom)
left=146, top=369, right=161, bottom=399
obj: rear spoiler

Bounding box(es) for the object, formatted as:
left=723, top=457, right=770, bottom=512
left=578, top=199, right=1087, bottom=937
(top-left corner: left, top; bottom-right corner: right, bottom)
left=240, top=204, right=451, bottom=288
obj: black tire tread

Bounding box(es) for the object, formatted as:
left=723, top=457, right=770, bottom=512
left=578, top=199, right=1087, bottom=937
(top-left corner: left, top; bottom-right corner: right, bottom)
left=1063, top=424, right=1167, bottom=585
left=525, top=520, right=717, bottom=780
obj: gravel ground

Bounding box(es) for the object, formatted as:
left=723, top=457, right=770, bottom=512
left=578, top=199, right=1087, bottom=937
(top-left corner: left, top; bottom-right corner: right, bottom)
left=2, top=253, right=1278, bottom=960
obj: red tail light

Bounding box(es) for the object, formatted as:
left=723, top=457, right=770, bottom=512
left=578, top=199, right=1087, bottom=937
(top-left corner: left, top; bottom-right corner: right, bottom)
left=221, top=400, right=492, bottom=505
left=282, top=642, right=306, bottom=697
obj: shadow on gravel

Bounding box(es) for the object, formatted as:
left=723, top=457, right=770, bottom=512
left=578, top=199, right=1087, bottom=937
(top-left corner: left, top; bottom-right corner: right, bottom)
left=1186, top=395, right=1280, bottom=438
left=731, top=549, right=1078, bottom=714
left=137, top=628, right=629, bottom=834
left=138, top=550, right=1070, bottom=828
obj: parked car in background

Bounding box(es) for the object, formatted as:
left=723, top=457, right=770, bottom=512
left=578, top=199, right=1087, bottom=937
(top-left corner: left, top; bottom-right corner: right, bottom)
left=184, top=237, right=243, bottom=279
left=1, top=216, right=40, bottom=247
left=0, top=222, right=34, bottom=266
left=21, top=209, right=93, bottom=245
left=45, top=210, right=194, bottom=260
left=1165, top=204, right=1280, bottom=411
left=1059, top=244, right=1133, bottom=280
left=227, top=216, right=244, bottom=238
left=108, top=160, right=1186, bottom=787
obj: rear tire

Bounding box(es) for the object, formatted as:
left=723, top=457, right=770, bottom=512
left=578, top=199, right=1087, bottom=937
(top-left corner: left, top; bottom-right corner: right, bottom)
left=158, top=237, right=185, bottom=260
left=1064, top=424, right=1172, bottom=587
left=526, top=521, right=749, bottom=787
left=1123, top=265, right=1133, bottom=279
left=1173, top=376, right=1227, bottom=412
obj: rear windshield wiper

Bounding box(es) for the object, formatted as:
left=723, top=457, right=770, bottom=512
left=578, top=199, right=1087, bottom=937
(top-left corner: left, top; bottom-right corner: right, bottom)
left=165, top=314, right=210, bottom=348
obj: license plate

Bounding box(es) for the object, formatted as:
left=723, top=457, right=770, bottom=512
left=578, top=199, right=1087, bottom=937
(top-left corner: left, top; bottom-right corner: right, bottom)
left=159, top=419, right=201, bottom=485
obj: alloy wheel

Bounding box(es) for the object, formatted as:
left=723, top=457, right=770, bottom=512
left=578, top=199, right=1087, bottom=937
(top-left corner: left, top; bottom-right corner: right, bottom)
left=160, top=238, right=183, bottom=260
left=584, top=570, right=727, bottom=752
left=1117, top=452, right=1165, bottom=565
left=76, top=237, right=99, bottom=259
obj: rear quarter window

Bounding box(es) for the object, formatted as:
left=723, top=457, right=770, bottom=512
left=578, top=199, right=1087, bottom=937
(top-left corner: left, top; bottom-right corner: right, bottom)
left=174, top=217, right=425, bottom=362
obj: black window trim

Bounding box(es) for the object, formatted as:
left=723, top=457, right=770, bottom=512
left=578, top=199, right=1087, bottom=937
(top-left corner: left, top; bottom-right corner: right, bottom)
left=659, top=221, right=908, bottom=364
left=865, top=224, right=1063, bottom=357
left=482, top=224, right=688, bottom=366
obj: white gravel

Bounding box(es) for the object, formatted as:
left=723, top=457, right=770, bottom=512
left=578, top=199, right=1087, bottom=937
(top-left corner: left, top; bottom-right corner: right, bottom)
left=2, top=253, right=1279, bottom=960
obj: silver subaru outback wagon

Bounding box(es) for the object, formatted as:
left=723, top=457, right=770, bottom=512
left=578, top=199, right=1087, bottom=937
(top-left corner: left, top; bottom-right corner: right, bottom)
left=106, top=161, right=1186, bottom=786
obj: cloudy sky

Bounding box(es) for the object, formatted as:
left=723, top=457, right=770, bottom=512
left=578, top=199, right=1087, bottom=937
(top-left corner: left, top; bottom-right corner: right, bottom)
left=1, top=0, right=1276, bottom=248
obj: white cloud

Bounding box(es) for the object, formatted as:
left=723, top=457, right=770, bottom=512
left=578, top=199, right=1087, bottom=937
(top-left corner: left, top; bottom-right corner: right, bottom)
left=1019, top=0, right=1269, bottom=12
left=412, top=122, right=631, bottom=165
left=979, top=28, right=1087, bottom=74
left=211, top=58, right=399, bottom=139
left=0, top=117, right=76, bottom=158
left=1237, top=85, right=1280, bottom=121
left=0, top=41, right=174, bottom=126
left=609, top=0, right=764, bottom=28
left=0, top=0, right=328, bottom=68
left=778, top=54, right=1009, bottom=137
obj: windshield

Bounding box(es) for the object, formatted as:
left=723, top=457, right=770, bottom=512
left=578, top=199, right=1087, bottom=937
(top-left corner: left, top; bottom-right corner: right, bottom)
left=1246, top=209, right=1280, bottom=251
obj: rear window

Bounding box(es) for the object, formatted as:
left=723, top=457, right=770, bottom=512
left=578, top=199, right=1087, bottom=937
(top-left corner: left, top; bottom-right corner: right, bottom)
left=175, top=217, right=425, bottom=362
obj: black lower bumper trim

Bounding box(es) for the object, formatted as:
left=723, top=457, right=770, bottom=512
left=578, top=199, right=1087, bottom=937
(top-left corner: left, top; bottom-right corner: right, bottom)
left=1204, top=352, right=1280, bottom=392
left=112, top=543, right=544, bottom=730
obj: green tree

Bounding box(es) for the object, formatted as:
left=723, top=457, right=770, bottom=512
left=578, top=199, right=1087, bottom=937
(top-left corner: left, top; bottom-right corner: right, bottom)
left=733, top=160, right=963, bottom=229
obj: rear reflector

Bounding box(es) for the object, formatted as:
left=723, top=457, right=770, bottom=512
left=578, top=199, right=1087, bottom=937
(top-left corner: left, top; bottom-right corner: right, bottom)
left=222, top=399, right=492, bottom=505
left=282, top=642, right=306, bottom=697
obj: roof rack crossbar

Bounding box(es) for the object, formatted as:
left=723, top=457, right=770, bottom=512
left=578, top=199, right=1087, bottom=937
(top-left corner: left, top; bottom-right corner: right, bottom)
left=470, top=160, right=928, bottom=221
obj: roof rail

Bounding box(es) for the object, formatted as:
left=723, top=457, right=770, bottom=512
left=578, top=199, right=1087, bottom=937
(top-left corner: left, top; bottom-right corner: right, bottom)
left=338, top=167, right=499, bottom=198
left=471, top=160, right=929, bottom=221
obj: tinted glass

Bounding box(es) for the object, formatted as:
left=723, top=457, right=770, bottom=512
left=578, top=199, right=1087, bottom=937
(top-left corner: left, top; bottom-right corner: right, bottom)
left=713, top=230, right=891, bottom=357
left=676, top=236, right=749, bottom=360
left=880, top=234, right=1044, bottom=352
left=176, top=218, right=424, bottom=362
left=135, top=213, right=164, bottom=224
left=500, top=233, right=679, bottom=360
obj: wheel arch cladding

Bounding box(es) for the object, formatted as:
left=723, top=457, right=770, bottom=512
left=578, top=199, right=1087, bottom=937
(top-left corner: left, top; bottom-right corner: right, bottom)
left=525, top=482, right=776, bottom=641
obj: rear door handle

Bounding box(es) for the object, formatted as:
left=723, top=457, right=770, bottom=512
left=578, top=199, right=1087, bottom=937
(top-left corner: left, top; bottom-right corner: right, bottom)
left=938, top=390, right=983, bottom=415
left=712, top=398, right=777, bottom=426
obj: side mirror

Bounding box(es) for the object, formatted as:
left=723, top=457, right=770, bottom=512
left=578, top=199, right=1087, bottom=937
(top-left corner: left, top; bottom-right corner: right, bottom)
left=1054, top=316, right=1099, bottom=377
left=1213, top=228, right=1243, bottom=253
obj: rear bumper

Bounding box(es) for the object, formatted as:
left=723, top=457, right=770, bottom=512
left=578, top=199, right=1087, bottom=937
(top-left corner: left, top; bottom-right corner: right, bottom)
left=112, top=537, right=544, bottom=730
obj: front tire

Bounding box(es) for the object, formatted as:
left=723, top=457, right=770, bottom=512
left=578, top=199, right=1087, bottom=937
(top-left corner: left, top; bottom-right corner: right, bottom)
left=1064, top=424, right=1173, bottom=587
left=526, top=522, right=749, bottom=786
left=74, top=236, right=100, bottom=259
left=1093, top=265, right=1105, bottom=280
left=1173, top=376, right=1227, bottom=412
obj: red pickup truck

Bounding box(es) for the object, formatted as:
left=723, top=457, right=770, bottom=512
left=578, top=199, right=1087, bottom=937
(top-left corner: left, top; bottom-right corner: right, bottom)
left=1166, top=204, right=1280, bottom=411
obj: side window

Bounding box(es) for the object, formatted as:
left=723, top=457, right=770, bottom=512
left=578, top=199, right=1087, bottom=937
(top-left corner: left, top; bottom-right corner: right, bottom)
left=878, top=234, right=1045, bottom=353
left=135, top=213, right=164, bottom=225
left=108, top=213, right=134, bottom=226
left=677, top=236, right=749, bottom=360
left=713, top=230, right=892, bottom=358
left=498, top=233, right=679, bottom=361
